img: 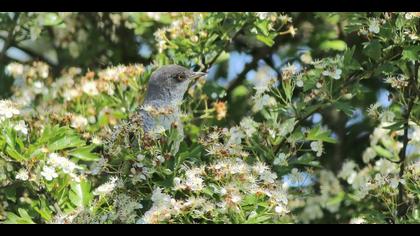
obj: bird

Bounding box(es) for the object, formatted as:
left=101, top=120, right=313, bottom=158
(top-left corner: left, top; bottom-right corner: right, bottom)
left=106, top=65, right=206, bottom=155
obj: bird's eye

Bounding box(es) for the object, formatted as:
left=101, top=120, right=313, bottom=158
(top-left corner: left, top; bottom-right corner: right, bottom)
left=175, top=74, right=186, bottom=81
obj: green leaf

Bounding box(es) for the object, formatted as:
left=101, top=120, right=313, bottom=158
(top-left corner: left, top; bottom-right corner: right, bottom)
left=69, top=180, right=93, bottom=209
left=320, top=40, right=347, bottom=51
left=255, top=20, right=270, bottom=36
left=5, top=146, right=25, bottom=161
left=334, top=101, right=355, bottom=117
left=256, top=34, right=274, bottom=47
left=363, top=40, right=382, bottom=60
left=382, top=121, right=404, bottom=131
left=69, top=145, right=100, bottom=161
left=282, top=80, right=293, bottom=102
left=373, top=145, right=394, bottom=160
left=4, top=127, right=16, bottom=148
left=307, top=125, right=337, bottom=143
left=48, top=135, right=85, bottom=152
left=4, top=209, right=35, bottom=224
left=343, top=46, right=361, bottom=71
left=42, top=13, right=62, bottom=26
left=402, top=46, right=420, bottom=61
left=232, top=85, right=249, bottom=99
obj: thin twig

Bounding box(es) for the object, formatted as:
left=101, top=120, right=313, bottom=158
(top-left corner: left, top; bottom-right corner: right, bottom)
left=0, top=13, right=20, bottom=64
left=397, top=61, right=418, bottom=218
left=202, top=24, right=247, bottom=72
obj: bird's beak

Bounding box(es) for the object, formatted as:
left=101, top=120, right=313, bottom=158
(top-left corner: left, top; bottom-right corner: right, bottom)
left=189, top=71, right=207, bottom=82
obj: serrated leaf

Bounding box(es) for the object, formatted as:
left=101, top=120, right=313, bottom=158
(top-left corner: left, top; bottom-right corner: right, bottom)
left=307, top=126, right=337, bottom=143
left=69, top=180, right=93, bottom=209
left=343, top=46, right=361, bottom=71
left=4, top=209, right=35, bottom=224
left=334, top=101, right=355, bottom=117
left=5, top=146, right=25, bottom=161
left=382, top=121, right=404, bottom=131
left=48, top=135, right=85, bottom=152
left=255, top=20, right=270, bottom=36
left=256, top=34, right=274, bottom=47
left=364, top=40, right=382, bottom=60
left=402, top=46, right=420, bottom=61
left=69, top=145, right=100, bottom=161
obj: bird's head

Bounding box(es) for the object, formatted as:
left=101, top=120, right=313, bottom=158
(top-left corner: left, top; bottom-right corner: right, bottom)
left=144, top=65, right=206, bottom=103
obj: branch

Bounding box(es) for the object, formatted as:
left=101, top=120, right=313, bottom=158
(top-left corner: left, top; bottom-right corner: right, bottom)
left=201, top=23, right=248, bottom=73
left=0, top=13, right=20, bottom=64
left=225, top=36, right=283, bottom=98
left=0, top=35, right=57, bottom=67
left=272, top=53, right=403, bottom=157
left=397, top=61, right=418, bottom=218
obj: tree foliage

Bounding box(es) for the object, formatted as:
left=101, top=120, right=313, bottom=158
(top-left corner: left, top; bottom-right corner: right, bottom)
left=0, top=12, right=419, bottom=224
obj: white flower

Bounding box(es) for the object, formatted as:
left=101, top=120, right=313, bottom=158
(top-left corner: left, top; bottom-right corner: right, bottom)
left=338, top=161, right=357, bottom=184
left=71, top=115, right=88, bottom=129
left=300, top=52, right=313, bottom=64
left=310, top=141, right=324, bottom=157
left=93, top=177, right=118, bottom=195
left=14, top=120, right=28, bottom=135
left=374, top=159, right=398, bottom=176
left=289, top=168, right=305, bottom=184
left=322, top=68, right=342, bottom=80
left=150, top=187, right=172, bottom=208
left=367, top=103, right=381, bottom=119
left=253, top=66, right=275, bottom=95
left=137, top=154, right=145, bottom=162
left=368, top=18, right=380, bottom=34
left=405, top=13, right=414, bottom=20
left=82, top=81, right=99, bottom=96
left=281, top=63, right=297, bottom=80
left=379, top=110, right=395, bottom=123
left=259, top=170, right=278, bottom=184
left=409, top=125, right=420, bottom=145
left=253, top=94, right=276, bottom=112
left=41, top=166, right=58, bottom=181
left=146, top=12, right=162, bottom=21
left=48, top=153, right=80, bottom=174
left=240, top=117, right=258, bottom=138
left=185, top=171, right=204, bottom=192
left=15, top=169, right=29, bottom=181
left=231, top=194, right=242, bottom=204
left=92, top=136, right=102, bottom=145
left=63, top=89, right=81, bottom=102
left=253, top=162, right=270, bottom=175
left=32, top=81, right=45, bottom=94
left=227, top=126, right=245, bottom=145
left=362, top=147, right=377, bottom=163
left=389, top=176, right=400, bottom=189
left=255, top=12, right=276, bottom=20
left=219, top=187, right=227, bottom=196
left=0, top=100, right=20, bottom=122
left=173, top=177, right=184, bottom=191
left=274, top=204, right=289, bottom=215
left=278, top=118, right=296, bottom=136
left=149, top=125, right=166, bottom=139
left=5, top=63, right=24, bottom=77
left=296, top=75, right=304, bottom=87
left=273, top=153, right=288, bottom=166
left=350, top=217, right=366, bottom=224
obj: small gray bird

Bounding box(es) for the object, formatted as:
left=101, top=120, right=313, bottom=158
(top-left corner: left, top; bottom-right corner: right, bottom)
left=137, top=65, right=206, bottom=133
left=107, top=65, right=206, bottom=155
